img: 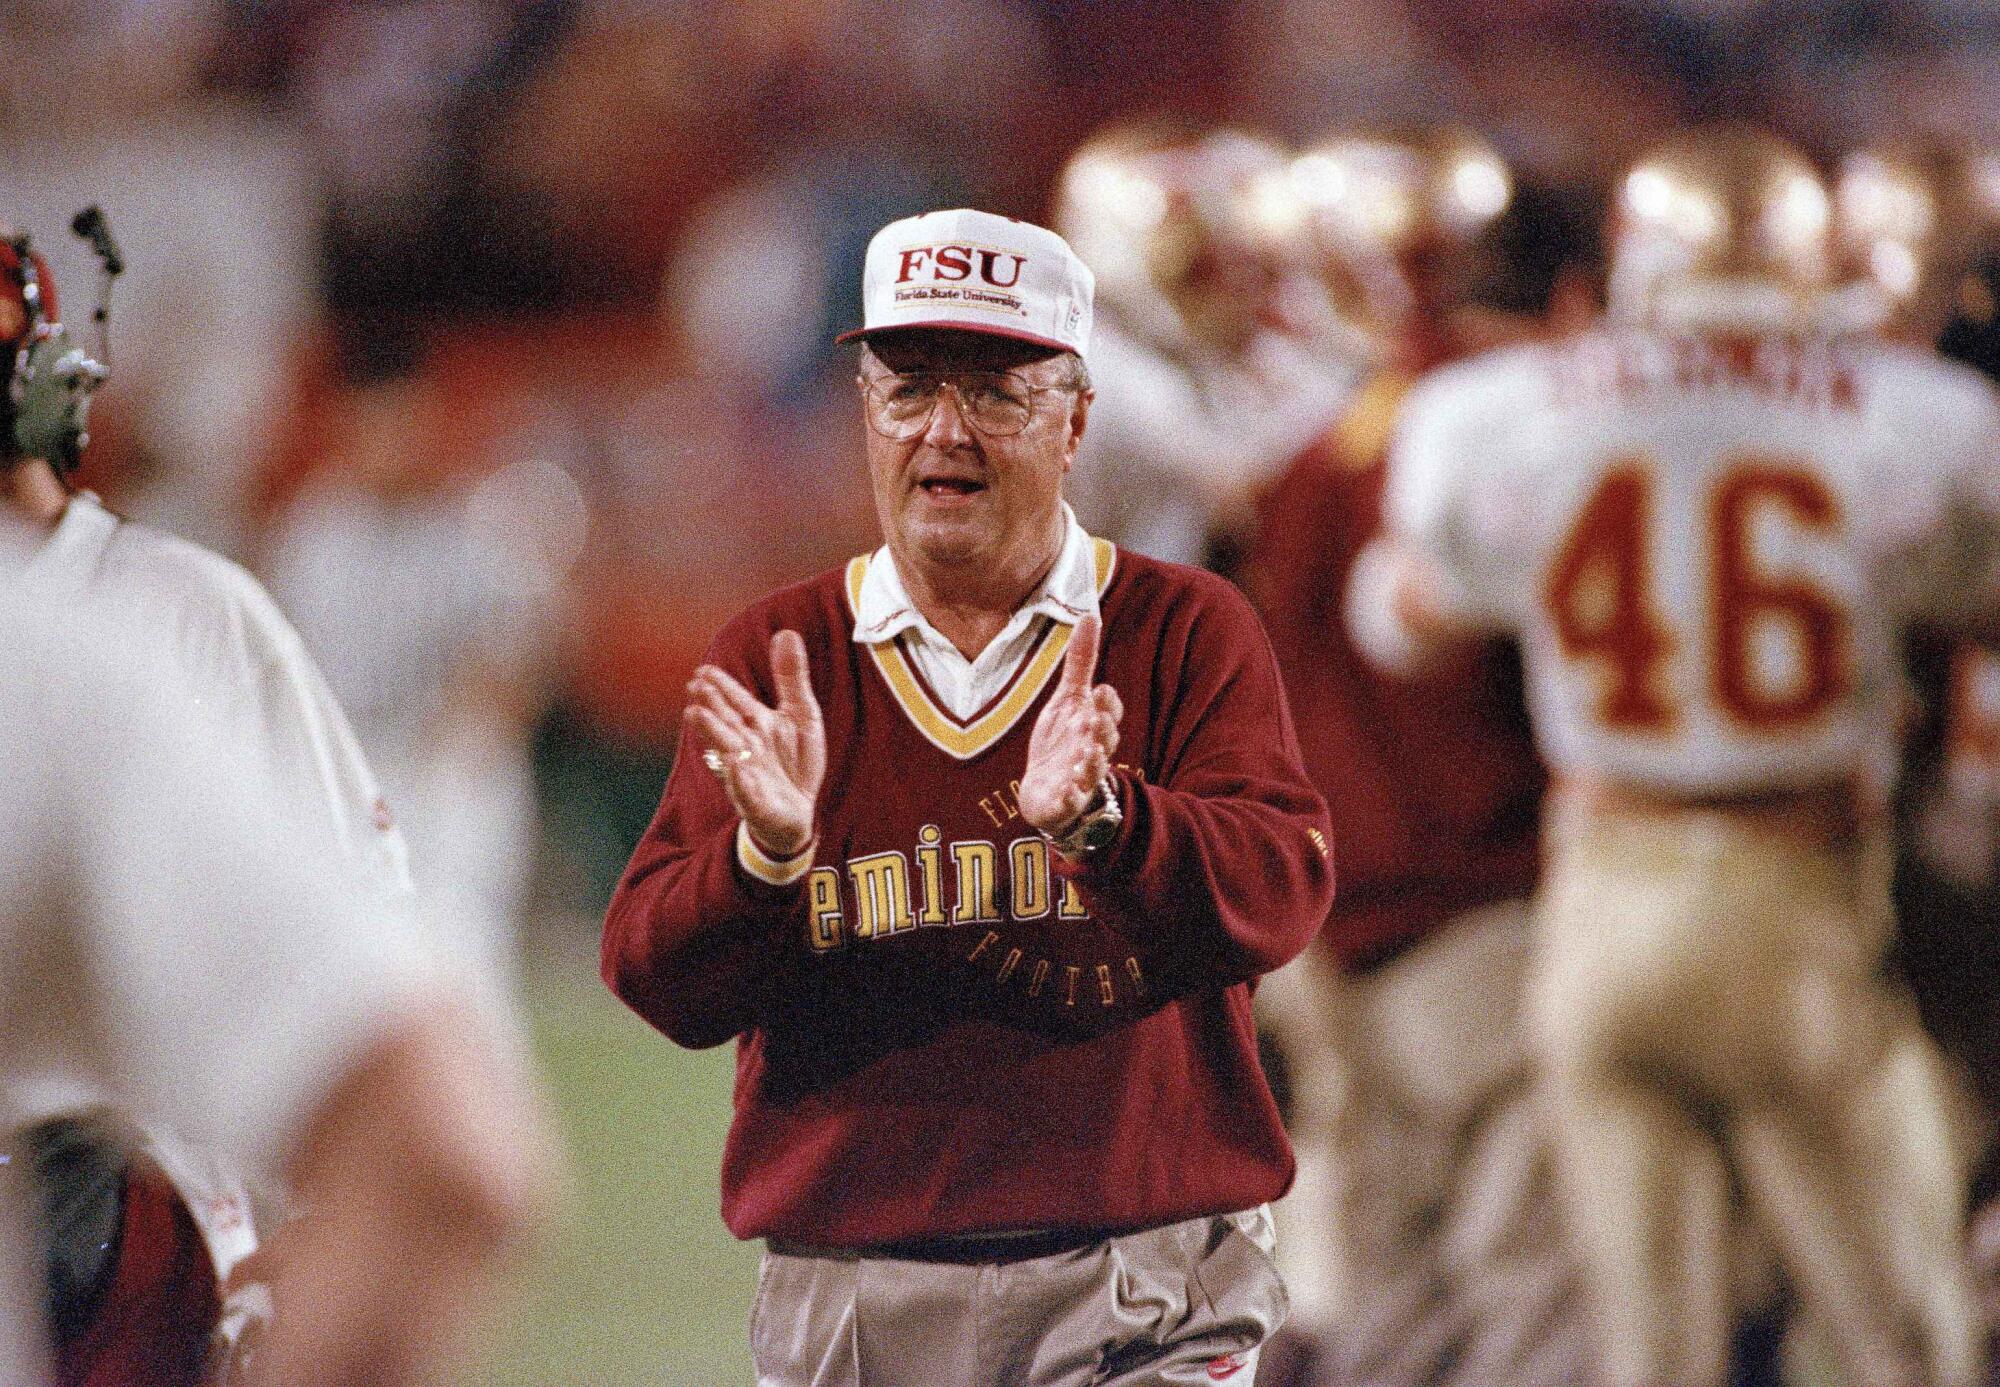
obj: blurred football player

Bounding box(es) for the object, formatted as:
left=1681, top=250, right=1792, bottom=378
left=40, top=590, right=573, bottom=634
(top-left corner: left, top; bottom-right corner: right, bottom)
left=1242, top=128, right=1597, bottom=1386
left=1353, top=125, right=1997, bottom=1387
left=0, top=215, right=416, bottom=1381
left=1832, top=138, right=2000, bottom=1099
left=1055, top=121, right=1353, bottom=571
left=0, top=584, right=553, bottom=1387
left=1834, top=137, right=2000, bottom=1022
left=1293, top=127, right=1517, bottom=370
left=1838, top=141, right=2000, bottom=1373
left=1831, top=136, right=2000, bottom=347
left=261, top=366, right=563, bottom=1004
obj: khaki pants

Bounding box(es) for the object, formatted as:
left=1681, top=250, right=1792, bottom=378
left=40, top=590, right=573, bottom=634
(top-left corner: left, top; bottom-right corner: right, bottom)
left=1261, top=903, right=1592, bottom=1386
left=1530, top=806, right=1979, bottom=1387
left=748, top=1208, right=1285, bottom=1387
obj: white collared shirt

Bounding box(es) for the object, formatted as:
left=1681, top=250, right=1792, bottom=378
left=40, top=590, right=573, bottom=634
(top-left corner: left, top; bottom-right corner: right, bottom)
left=0, top=593, right=439, bottom=1376
left=852, top=504, right=1100, bottom=720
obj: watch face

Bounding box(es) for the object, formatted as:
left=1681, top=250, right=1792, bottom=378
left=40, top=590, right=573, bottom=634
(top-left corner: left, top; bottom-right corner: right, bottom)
left=1079, top=809, right=1121, bottom=852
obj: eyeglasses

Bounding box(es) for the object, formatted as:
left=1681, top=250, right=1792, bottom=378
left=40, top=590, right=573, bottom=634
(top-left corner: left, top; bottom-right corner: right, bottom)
left=858, top=370, right=1077, bottom=440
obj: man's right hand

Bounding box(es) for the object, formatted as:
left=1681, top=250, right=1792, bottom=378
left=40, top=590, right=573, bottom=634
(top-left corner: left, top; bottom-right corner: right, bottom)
left=686, top=630, right=826, bottom=860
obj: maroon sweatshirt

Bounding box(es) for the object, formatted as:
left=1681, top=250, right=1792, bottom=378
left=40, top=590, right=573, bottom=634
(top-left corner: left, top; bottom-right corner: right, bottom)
left=1247, top=375, right=1544, bottom=971
left=603, top=541, right=1334, bottom=1247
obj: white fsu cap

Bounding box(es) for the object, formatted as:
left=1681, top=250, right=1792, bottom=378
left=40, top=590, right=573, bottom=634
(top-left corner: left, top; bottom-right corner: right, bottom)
left=837, top=208, right=1095, bottom=358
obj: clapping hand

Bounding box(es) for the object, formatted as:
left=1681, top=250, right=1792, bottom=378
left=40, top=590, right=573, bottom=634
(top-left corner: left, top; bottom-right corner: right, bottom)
left=686, top=630, right=826, bottom=859
left=1018, top=614, right=1122, bottom=838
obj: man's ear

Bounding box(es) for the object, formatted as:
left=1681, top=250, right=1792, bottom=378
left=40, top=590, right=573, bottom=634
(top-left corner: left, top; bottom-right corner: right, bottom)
left=1063, top=389, right=1094, bottom=468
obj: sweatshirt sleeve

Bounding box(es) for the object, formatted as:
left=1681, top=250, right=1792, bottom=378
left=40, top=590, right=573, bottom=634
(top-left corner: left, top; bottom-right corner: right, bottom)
left=601, top=619, right=812, bottom=1049
left=1062, top=576, right=1335, bottom=980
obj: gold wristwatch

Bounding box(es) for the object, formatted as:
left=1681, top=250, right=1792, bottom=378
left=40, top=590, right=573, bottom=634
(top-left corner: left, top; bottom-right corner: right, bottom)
left=1045, top=773, right=1123, bottom=859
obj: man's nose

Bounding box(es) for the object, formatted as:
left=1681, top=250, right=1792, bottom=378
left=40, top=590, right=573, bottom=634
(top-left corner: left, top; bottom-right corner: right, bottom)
left=921, top=383, right=975, bottom=448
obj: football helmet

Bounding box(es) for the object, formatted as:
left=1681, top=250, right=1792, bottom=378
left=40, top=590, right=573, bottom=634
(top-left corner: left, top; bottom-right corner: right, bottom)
left=1606, top=125, right=1832, bottom=332
left=1289, top=126, right=1513, bottom=348
left=1054, top=121, right=1307, bottom=352
left=1833, top=137, right=2000, bottom=340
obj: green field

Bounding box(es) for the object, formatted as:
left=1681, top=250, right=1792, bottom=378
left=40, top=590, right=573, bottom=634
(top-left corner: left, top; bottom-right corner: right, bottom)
left=460, top=927, right=759, bottom=1386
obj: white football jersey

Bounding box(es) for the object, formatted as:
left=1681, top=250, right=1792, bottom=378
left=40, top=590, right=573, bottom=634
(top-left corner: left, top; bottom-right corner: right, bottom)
left=1389, top=330, right=2000, bottom=796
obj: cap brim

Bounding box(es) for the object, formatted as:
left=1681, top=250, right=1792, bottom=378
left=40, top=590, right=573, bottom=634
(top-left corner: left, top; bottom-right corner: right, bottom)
left=835, top=320, right=1076, bottom=355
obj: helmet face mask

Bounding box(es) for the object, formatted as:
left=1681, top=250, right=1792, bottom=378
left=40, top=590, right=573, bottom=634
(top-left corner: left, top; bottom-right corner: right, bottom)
left=1608, top=126, right=1832, bottom=334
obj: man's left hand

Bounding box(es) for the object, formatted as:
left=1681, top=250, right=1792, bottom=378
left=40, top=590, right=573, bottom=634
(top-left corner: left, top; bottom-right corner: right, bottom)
left=1019, top=614, right=1122, bottom=838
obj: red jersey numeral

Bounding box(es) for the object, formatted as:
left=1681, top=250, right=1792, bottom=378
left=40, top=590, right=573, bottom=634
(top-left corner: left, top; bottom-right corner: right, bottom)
left=1543, top=460, right=1677, bottom=730
left=1708, top=459, right=1848, bottom=729
left=1543, top=455, right=1849, bottom=734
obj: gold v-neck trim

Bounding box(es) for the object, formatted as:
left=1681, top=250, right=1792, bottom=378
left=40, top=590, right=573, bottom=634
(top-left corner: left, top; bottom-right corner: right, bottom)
left=844, top=538, right=1116, bottom=761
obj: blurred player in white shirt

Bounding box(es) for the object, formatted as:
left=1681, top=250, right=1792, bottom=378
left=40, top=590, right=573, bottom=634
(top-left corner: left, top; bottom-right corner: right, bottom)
left=0, top=215, right=426, bottom=1379
left=263, top=370, right=567, bottom=999
left=0, top=573, right=553, bottom=1385
left=0, top=220, right=409, bottom=904
left=1351, top=127, right=2000, bottom=1387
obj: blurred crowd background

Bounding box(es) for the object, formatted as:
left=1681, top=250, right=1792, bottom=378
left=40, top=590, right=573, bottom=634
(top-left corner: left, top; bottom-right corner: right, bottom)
left=12, top=0, right=2000, bottom=941
left=9, top=0, right=2000, bottom=1381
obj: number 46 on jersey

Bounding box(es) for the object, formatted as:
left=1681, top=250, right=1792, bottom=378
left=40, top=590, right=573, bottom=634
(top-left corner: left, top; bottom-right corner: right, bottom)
left=1543, top=454, right=1850, bottom=735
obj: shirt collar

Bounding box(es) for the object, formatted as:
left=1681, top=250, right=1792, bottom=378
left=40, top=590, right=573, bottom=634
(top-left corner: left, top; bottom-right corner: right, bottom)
left=853, top=503, right=1099, bottom=645
left=20, top=491, right=116, bottom=595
